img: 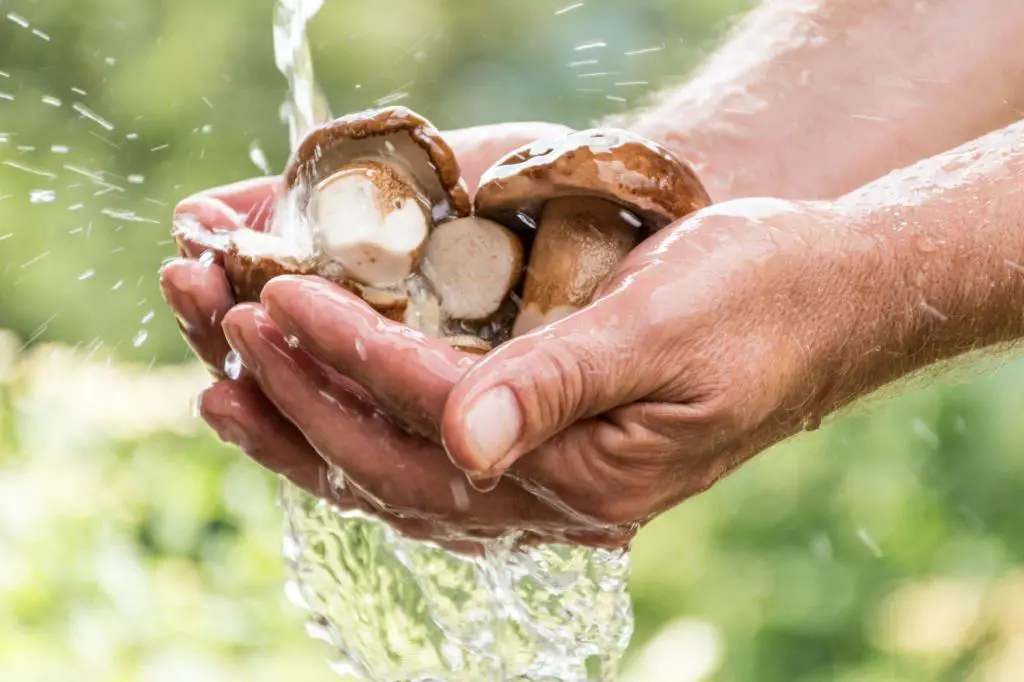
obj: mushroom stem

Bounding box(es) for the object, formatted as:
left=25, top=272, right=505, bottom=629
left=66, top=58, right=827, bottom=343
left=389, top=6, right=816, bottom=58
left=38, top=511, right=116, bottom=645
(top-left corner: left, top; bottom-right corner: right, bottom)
left=312, top=161, right=430, bottom=287
left=512, top=197, right=637, bottom=337
left=421, top=217, right=524, bottom=321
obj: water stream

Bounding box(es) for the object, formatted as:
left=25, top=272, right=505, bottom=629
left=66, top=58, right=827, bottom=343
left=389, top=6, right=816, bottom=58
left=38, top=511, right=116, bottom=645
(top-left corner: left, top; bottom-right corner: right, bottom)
left=269, top=1, right=634, bottom=680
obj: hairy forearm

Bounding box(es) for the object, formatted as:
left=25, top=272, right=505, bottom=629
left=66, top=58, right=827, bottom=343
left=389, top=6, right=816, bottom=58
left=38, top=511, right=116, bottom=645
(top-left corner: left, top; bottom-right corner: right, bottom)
left=607, top=0, right=1024, bottom=203
left=831, top=119, right=1024, bottom=405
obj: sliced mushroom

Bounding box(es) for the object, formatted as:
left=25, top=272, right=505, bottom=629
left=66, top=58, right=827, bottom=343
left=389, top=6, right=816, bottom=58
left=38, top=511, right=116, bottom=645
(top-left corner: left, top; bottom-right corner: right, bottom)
left=474, top=128, right=712, bottom=337
left=312, top=161, right=430, bottom=287
left=420, top=217, right=524, bottom=321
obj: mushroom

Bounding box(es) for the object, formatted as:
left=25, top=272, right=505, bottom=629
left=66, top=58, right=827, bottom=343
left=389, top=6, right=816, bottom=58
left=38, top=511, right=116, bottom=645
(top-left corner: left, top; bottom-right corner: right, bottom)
left=173, top=105, right=526, bottom=349
left=419, top=216, right=524, bottom=322
left=222, top=106, right=472, bottom=307
left=473, top=128, right=712, bottom=337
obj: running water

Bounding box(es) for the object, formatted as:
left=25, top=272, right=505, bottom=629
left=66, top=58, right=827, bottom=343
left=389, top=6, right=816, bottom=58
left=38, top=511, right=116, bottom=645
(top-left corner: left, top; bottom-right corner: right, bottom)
left=269, top=1, right=634, bottom=680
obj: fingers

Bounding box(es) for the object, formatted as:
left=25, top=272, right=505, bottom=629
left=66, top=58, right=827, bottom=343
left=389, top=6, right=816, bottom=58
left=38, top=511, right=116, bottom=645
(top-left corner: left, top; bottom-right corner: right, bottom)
left=220, top=303, right=571, bottom=533
left=198, top=377, right=491, bottom=554
left=159, top=259, right=235, bottom=375
left=443, top=122, right=573, bottom=196
left=199, top=377, right=352, bottom=506
left=177, top=176, right=282, bottom=232
left=260, top=276, right=470, bottom=441
left=441, top=295, right=658, bottom=478
left=173, top=177, right=281, bottom=259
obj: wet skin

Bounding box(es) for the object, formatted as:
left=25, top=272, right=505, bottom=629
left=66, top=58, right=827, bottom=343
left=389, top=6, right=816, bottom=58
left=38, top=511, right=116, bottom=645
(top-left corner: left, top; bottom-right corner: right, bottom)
left=162, top=118, right=1024, bottom=551
left=163, top=0, right=1024, bottom=550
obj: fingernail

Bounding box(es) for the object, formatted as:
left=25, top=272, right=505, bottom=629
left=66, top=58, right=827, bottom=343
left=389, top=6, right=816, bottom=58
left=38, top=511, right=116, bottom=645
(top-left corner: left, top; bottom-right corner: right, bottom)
left=463, top=386, right=521, bottom=473
left=205, top=412, right=251, bottom=450
left=466, top=473, right=502, bottom=493
left=222, top=318, right=261, bottom=373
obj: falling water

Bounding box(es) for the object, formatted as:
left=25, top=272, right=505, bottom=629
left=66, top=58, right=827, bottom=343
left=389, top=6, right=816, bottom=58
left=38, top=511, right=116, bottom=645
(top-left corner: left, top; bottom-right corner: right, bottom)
left=269, top=2, right=634, bottom=680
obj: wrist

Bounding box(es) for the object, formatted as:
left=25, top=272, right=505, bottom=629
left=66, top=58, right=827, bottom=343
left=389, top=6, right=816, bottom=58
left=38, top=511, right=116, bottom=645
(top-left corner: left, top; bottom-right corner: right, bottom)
left=782, top=203, right=912, bottom=421
left=824, top=139, right=1024, bottom=406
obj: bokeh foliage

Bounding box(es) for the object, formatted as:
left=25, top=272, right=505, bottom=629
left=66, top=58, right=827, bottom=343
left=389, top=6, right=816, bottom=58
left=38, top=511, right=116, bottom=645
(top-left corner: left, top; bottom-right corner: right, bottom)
left=2, top=0, right=1024, bottom=680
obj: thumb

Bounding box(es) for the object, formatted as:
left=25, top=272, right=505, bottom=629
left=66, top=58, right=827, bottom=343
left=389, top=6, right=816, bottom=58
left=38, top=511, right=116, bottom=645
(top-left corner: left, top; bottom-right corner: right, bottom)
left=440, top=297, right=654, bottom=480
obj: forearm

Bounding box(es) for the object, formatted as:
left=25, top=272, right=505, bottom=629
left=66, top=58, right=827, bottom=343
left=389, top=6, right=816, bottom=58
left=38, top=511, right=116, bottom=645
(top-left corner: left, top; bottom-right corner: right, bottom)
left=831, top=119, right=1024, bottom=405
left=607, top=0, right=1024, bottom=203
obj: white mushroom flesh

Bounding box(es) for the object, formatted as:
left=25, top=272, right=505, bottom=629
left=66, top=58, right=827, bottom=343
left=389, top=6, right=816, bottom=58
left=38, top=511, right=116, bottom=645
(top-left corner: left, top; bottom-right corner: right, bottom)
left=421, top=217, right=524, bottom=321
left=311, top=162, right=429, bottom=287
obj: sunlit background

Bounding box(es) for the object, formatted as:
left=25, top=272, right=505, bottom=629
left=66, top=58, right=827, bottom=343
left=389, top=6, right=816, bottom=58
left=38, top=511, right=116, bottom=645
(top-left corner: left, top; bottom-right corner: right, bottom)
left=3, top=0, right=1024, bottom=680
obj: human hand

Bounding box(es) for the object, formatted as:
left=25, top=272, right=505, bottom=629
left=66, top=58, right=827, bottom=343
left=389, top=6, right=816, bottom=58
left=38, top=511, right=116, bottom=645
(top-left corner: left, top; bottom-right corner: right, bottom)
left=159, top=121, right=589, bottom=548
left=215, top=196, right=897, bottom=547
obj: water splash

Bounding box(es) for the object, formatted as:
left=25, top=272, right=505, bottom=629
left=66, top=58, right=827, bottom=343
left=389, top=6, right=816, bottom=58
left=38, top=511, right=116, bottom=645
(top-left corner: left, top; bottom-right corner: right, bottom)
left=269, top=2, right=633, bottom=680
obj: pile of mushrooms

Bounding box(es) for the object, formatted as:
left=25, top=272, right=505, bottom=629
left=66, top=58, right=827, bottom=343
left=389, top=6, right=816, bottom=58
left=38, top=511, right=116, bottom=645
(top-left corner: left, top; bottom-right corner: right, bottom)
left=178, top=106, right=712, bottom=354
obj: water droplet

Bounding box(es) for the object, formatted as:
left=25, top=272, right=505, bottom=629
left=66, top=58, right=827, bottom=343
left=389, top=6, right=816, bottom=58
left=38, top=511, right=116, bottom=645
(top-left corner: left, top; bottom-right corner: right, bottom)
left=29, top=189, right=56, bottom=204
left=41, top=95, right=62, bottom=107
left=127, top=174, right=145, bottom=184
left=77, top=269, right=95, bottom=281
left=555, top=2, right=585, bottom=15
left=249, top=141, right=273, bottom=175
left=857, top=527, right=884, bottom=558
left=574, top=40, right=607, bottom=51
left=919, top=301, right=949, bottom=322
left=104, top=57, right=117, bottom=66
left=6, top=12, right=29, bottom=28
left=200, top=124, right=213, bottom=134
left=71, top=102, right=115, bottom=131
left=515, top=211, right=538, bottom=230
left=198, top=250, right=216, bottom=267
left=285, top=335, right=300, bottom=348
left=132, top=330, right=149, bottom=348
left=111, top=280, right=124, bottom=291
left=224, top=350, right=243, bottom=379
left=141, top=310, right=155, bottom=324
left=125, top=132, right=139, bottom=141
left=50, top=145, right=69, bottom=154
left=375, top=91, right=409, bottom=106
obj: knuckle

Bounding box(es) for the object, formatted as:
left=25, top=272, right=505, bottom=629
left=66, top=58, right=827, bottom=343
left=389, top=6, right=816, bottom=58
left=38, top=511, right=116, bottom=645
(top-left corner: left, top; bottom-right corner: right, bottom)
left=508, top=340, right=606, bottom=432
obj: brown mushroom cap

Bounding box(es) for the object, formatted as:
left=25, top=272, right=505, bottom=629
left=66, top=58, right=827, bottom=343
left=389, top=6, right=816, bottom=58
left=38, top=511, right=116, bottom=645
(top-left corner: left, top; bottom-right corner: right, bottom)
left=473, top=128, right=711, bottom=235
left=285, top=105, right=471, bottom=222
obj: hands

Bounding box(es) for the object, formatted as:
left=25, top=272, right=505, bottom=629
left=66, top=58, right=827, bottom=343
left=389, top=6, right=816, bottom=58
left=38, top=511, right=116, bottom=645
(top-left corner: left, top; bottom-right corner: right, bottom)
left=163, top=105, right=1024, bottom=553
left=163, top=145, right=883, bottom=549
left=241, top=199, right=864, bottom=524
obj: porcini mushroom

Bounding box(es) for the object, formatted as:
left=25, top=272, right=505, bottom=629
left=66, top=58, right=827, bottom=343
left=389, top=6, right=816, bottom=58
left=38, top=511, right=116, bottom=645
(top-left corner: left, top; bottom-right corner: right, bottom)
left=173, top=105, right=526, bottom=351
left=474, top=128, right=712, bottom=337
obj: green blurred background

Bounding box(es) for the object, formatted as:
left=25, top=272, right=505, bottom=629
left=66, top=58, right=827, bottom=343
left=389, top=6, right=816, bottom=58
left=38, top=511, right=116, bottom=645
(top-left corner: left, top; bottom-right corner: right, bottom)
left=2, top=0, right=1024, bottom=680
